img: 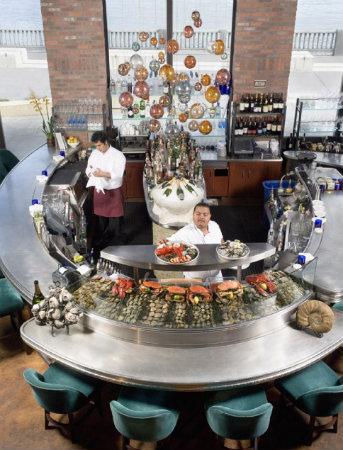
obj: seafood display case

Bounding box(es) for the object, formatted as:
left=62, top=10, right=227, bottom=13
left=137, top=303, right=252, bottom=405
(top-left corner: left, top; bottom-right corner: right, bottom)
left=68, top=260, right=316, bottom=347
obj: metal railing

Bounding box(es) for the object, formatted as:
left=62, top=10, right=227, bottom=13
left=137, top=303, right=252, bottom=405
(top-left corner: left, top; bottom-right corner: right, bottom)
left=0, top=28, right=338, bottom=54
left=293, top=31, right=337, bottom=54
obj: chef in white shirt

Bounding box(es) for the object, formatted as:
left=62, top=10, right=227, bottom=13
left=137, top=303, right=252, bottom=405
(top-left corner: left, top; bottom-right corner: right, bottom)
left=158, top=202, right=224, bottom=282
left=86, top=131, right=126, bottom=253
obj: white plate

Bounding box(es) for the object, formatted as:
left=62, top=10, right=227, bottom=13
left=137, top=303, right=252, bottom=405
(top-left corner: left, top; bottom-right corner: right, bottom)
left=155, top=242, right=199, bottom=265
left=216, top=242, right=250, bottom=260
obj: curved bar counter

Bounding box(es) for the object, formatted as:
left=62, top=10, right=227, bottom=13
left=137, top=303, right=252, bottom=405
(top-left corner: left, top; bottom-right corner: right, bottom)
left=1, top=145, right=343, bottom=391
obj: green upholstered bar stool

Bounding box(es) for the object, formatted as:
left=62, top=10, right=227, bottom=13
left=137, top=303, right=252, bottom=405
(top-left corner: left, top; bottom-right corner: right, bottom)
left=0, top=149, right=19, bottom=173
left=0, top=277, right=24, bottom=336
left=205, top=387, right=273, bottom=450
left=24, top=363, right=102, bottom=442
left=110, top=386, right=180, bottom=450
left=333, top=300, right=343, bottom=312
left=275, top=360, right=343, bottom=445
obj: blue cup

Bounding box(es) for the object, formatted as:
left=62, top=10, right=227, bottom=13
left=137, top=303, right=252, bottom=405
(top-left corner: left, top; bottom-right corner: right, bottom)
left=41, top=170, right=48, bottom=176
left=298, top=254, right=306, bottom=265
left=32, top=199, right=38, bottom=205
left=60, top=151, right=65, bottom=157
left=315, top=218, right=322, bottom=228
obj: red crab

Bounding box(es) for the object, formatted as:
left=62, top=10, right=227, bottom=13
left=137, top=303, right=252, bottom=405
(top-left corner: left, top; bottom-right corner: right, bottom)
left=215, top=280, right=243, bottom=298
left=112, top=277, right=134, bottom=299
left=165, top=286, right=187, bottom=302
left=139, top=280, right=165, bottom=294
left=187, top=285, right=213, bottom=304
left=155, top=244, right=185, bottom=260
left=245, top=274, right=276, bottom=297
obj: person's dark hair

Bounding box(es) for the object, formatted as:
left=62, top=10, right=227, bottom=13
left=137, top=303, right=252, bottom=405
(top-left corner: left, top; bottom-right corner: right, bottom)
left=91, top=131, right=108, bottom=144
left=193, top=202, right=212, bottom=214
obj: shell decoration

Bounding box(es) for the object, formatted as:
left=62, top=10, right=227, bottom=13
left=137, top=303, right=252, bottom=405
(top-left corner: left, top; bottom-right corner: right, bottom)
left=31, top=286, right=83, bottom=333
left=296, top=300, right=334, bottom=335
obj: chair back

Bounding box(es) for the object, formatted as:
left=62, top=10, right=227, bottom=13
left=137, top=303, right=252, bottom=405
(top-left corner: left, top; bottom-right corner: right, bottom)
left=110, top=400, right=179, bottom=442
left=297, top=385, right=343, bottom=417
left=23, top=369, right=88, bottom=414
left=0, top=150, right=19, bottom=173
left=206, top=402, right=273, bottom=440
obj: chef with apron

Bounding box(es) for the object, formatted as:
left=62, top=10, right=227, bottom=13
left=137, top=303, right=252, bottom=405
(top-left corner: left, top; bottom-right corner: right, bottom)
left=86, top=131, right=126, bottom=255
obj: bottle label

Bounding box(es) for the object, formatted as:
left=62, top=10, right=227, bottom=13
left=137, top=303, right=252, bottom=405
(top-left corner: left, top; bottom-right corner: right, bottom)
left=263, top=105, right=269, bottom=113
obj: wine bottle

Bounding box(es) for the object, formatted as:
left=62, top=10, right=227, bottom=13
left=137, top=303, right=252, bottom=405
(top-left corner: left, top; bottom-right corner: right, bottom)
left=33, top=280, right=44, bottom=304
left=244, top=94, right=250, bottom=112
left=239, top=94, right=245, bottom=112
left=273, top=93, right=279, bottom=112
left=271, top=117, right=277, bottom=134
left=263, top=95, right=269, bottom=113
left=139, top=99, right=146, bottom=118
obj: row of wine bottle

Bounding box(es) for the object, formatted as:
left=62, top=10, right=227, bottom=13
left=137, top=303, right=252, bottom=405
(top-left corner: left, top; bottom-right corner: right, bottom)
left=239, top=92, right=284, bottom=113
left=234, top=116, right=283, bottom=136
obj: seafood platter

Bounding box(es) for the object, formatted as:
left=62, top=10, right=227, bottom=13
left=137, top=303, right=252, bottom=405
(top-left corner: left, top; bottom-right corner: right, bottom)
left=155, top=242, right=199, bottom=264
left=216, top=240, right=250, bottom=260
left=71, top=270, right=309, bottom=329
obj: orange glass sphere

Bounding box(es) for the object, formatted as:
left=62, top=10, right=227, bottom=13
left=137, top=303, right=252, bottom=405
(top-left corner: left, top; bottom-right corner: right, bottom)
left=194, top=82, right=202, bottom=92
left=166, top=39, right=179, bottom=54
left=138, top=31, right=149, bottom=42
left=199, top=120, right=212, bottom=135
left=179, top=113, right=188, bottom=123
left=159, top=64, right=175, bottom=82
left=134, top=66, right=148, bottom=81
left=150, top=103, right=164, bottom=119
left=184, top=25, right=194, bottom=38
left=119, top=92, right=133, bottom=108
left=133, top=81, right=150, bottom=99
left=158, top=51, right=165, bottom=59
left=118, top=63, right=130, bottom=76
left=201, top=74, right=211, bottom=86
left=215, top=68, right=230, bottom=85
left=159, top=95, right=171, bottom=108
left=191, top=10, right=200, bottom=20
left=190, top=103, right=205, bottom=119
left=159, top=37, right=166, bottom=45
left=158, top=57, right=165, bottom=65
left=150, top=37, right=158, bottom=47
left=215, top=39, right=225, bottom=55
left=184, top=55, right=196, bottom=69
left=148, top=119, right=161, bottom=133
left=205, top=86, right=221, bottom=104
left=188, top=120, right=199, bottom=132
left=193, top=18, right=202, bottom=28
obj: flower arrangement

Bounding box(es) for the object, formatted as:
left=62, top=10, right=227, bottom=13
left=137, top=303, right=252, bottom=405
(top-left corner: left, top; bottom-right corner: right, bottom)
left=28, top=91, right=54, bottom=140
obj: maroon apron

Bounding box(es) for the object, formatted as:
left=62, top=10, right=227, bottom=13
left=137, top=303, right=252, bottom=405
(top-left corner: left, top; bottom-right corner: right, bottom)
left=93, top=187, right=124, bottom=218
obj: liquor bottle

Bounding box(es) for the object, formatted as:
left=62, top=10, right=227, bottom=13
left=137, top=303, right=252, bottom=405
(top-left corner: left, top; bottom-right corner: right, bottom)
left=263, top=95, right=269, bottom=113
left=278, top=93, right=284, bottom=112
left=249, top=95, right=255, bottom=113
left=273, top=93, right=279, bottom=112
left=257, top=118, right=263, bottom=135
left=234, top=118, right=240, bottom=136
left=127, top=106, right=134, bottom=119
left=33, top=280, right=44, bottom=304
left=244, top=94, right=250, bottom=112
left=268, top=93, right=273, bottom=112
left=139, top=99, right=146, bottom=118
left=271, top=117, right=277, bottom=134
left=262, top=118, right=267, bottom=134
left=266, top=116, right=272, bottom=135
left=277, top=116, right=282, bottom=135
left=239, top=94, right=245, bottom=112
left=288, top=133, right=293, bottom=149
left=145, top=100, right=150, bottom=118
left=242, top=119, right=248, bottom=135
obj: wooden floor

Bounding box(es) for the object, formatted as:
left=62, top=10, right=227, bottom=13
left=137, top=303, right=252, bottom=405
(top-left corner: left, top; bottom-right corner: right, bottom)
left=0, top=315, right=342, bottom=450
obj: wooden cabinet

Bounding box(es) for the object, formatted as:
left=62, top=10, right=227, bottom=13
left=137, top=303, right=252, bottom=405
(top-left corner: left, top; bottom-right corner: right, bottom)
left=123, top=162, right=145, bottom=199
left=203, top=167, right=229, bottom=198
left=228, top=161, right=282, bottom=203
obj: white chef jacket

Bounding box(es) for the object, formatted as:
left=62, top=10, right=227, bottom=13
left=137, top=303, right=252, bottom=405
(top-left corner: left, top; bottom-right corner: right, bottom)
left=168, top=220, right=224, bottom=282
left=86, top=146, right=126, bottom=190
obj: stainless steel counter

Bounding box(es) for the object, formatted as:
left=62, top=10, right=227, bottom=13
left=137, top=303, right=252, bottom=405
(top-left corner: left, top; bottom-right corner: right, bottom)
left=1, top=145, right=342, bottom=391
left=283, top=151, right=343, bottom=170
left=21, top=309, right=343, bottom=391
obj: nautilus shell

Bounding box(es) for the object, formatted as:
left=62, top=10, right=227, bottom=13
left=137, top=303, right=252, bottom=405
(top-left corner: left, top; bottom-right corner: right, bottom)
left=296, top=300, right=334, bottom=334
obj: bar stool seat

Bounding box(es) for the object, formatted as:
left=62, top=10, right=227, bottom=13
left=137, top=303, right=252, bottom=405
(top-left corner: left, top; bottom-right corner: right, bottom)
left=110, top=386, right=180, bottom=449
left=0, top=278, right=24, bottom=335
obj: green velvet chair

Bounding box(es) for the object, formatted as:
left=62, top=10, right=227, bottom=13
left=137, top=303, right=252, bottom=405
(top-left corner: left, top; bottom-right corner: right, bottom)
left=110, top=386, right=180, bottom=449
left=205, top=387, right=273, bottom=450
left=23, top=363, right=102, bottom=442
left=0, top=149, right=19, bottom=183
left=275, top=360, right=343, bottom=445
left=333, top=300, right=343, bottom=312
left=0, top=277, right=24, bottom=336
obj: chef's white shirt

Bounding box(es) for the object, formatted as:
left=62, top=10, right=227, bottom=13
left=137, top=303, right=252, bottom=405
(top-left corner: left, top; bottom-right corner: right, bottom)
left=168, top=220, right=224, bottom=282
left=86, top=146, right=126, bottom=190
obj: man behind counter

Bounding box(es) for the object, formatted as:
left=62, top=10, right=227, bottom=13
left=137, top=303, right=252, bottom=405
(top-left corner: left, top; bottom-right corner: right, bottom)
left=158, top=202, right=224, bottom=282
left=86, top=131, right=126, bottom=255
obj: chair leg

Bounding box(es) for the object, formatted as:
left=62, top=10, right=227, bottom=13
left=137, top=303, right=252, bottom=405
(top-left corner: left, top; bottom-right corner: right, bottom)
left=333, top=414, right=338, bottom=433
left=68, top=413, right=75, bottom=443
left=305, top=416, right=316, bottom=446
left=254, top=437, right=259, bottom=450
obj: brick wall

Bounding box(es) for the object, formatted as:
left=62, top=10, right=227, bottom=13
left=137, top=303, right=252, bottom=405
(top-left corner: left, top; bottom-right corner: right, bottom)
left=232, top=0, right=298, bottom=101
left=41, top=0, right=109, bottom=144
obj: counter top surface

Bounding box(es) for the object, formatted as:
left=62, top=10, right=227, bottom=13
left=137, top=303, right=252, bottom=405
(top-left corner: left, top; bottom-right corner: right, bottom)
left=21, top=310, right=343, bottom=390
left=283, top=151, right=343, bottom=169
